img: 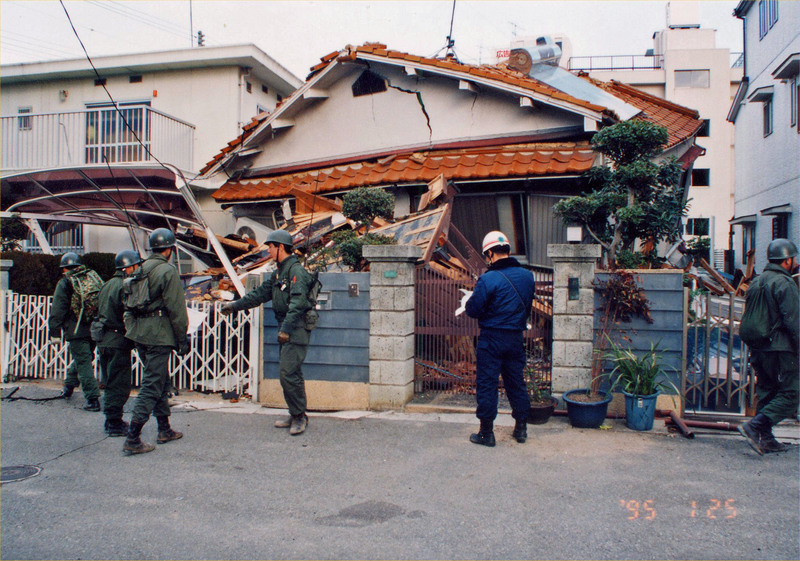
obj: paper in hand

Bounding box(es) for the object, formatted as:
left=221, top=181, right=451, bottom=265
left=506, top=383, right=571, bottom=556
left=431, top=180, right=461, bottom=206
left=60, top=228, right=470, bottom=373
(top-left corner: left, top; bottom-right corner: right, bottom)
left=454, top=289, right=473, bottom=317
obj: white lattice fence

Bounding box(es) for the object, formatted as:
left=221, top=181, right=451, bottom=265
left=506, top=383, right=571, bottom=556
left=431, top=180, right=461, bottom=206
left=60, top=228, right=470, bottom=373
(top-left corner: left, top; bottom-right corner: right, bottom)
left=2, top=292, right=259, bottom=398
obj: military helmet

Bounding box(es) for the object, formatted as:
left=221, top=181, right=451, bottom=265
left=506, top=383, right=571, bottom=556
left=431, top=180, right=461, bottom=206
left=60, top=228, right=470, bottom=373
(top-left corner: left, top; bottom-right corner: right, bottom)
left=266, top=229, right=293, bottom=248
left=149, top=228, right=176, bottom=250
left=59, top=252, right=82, bottom=269
left=767, top=238, right=798, bottom=262
left=115, top=249, right=142, bottom=270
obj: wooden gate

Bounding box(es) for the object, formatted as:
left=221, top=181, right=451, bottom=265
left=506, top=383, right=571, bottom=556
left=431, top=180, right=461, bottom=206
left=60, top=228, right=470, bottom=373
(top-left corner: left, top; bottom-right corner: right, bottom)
left=414, top=265, right=553, bottom=396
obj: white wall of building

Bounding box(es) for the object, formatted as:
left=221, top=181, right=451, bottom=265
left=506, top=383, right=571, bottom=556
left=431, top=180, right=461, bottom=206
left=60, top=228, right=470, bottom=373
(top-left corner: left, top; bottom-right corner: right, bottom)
left=731, top=0, right=799, bottom=272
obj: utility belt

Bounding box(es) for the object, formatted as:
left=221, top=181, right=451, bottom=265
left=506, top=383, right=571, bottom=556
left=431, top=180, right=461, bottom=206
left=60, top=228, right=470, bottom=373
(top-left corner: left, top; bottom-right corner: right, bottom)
left=129, top=308, right=168, bottom=319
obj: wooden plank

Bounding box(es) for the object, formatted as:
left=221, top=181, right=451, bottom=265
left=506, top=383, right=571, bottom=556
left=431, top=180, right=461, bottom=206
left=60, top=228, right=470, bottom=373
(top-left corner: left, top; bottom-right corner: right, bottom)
left=697, top=257, right=735, bottom=294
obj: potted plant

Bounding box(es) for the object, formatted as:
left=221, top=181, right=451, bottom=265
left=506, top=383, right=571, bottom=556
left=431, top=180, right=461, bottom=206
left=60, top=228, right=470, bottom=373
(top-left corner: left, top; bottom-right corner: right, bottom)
left=563, top=271, right=654, bottom=429
left=526, top=369, right=557, bottom=425
left=605, top=339, right=678, bottom=431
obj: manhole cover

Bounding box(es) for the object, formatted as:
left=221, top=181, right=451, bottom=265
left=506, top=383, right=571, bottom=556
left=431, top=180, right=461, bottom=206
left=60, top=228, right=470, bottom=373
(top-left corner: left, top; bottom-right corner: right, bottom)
left=1, top=465, right=41, bottom=483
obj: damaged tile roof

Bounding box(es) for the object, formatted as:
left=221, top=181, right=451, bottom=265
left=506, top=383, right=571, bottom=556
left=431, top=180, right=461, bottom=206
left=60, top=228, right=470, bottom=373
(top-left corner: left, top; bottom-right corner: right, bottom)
left=212, top=143, right=597, bottom=202
left=587, top=78, right=702, bottom=148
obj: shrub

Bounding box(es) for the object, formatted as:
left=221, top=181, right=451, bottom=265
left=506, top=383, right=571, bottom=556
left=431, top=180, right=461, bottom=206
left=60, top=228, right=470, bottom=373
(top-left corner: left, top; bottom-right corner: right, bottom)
left=337, top=233, right=396, bottom=271
left=342, top=187, right=394, bottom=234
left=0, top=251, right=115, bottom=295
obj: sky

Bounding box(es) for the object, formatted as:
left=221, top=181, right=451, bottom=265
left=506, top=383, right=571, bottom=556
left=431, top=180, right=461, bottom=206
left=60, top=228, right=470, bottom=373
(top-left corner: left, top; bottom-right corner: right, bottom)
left=1, top=1, right=742, bottom=80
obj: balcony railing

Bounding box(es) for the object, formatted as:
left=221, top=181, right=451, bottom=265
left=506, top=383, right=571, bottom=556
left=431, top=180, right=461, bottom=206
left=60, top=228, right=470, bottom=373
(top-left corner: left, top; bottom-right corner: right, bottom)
left=1, top=105, right=195, bottom=172
left=569, top=51, right=745, bottom=73
left=569, top=55, right=665, bottom=72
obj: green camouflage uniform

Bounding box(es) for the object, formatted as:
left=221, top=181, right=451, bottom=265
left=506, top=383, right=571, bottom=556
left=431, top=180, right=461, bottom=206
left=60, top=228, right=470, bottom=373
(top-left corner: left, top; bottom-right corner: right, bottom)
left=97, top=271, right=134, bottom=422
left=48, top=265, right=100, bottom=400
left=748, top=263, right=799, bottom=425
left=229, top=254, right=316, bottom=416
left=123, top=253, right=188, bottom=425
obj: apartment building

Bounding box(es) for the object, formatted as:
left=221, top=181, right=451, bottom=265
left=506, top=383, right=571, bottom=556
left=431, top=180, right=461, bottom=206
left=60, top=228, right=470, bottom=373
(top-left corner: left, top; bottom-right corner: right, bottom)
left=570, top=1, right=743, bottom=271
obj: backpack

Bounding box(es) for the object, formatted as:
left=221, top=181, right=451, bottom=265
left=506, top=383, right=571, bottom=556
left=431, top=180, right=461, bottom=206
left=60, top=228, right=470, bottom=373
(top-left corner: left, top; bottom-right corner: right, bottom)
left=121, top=268, right=151, bottom=313
left=739, top=281, right=774, bottom=349
left=66, top=267, right=103, bottom=331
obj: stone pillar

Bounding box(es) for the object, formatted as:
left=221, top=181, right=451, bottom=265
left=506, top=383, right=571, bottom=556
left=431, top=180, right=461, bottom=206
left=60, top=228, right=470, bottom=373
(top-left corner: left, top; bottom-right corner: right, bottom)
left=1, top=260, right=13, bottom=379
left=546, top=244, right=601, bottom=393
left=362, top=244, right=421, bottom=410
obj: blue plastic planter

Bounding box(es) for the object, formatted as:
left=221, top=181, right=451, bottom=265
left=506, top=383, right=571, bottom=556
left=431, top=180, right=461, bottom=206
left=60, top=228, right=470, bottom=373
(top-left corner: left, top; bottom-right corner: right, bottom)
left=563, top=389, right=612, bottom=428
left=623, top=390, right=659, bottom=431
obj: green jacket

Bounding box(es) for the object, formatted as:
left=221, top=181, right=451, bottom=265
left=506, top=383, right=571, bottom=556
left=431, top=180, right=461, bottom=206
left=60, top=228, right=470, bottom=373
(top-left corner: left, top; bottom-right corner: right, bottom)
left=97, top=271, right=133, bottom=350
left=231, top=255, right=314, bottom=333
left=751, top=263, right=799, bottom=353
left=123, top=253, right=188, bottom=348
left=48, top=266, right=92, bottom=341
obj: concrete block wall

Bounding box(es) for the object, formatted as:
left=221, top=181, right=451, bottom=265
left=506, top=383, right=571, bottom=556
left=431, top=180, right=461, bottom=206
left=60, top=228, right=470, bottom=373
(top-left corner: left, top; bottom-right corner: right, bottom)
left=363, top=244, right=422, bottom=410
left=547, top=244, right=602, bottom=392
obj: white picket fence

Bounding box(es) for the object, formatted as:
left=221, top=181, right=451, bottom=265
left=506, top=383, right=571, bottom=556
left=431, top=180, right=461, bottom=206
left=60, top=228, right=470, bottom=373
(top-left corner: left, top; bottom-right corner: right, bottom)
left=2, top=292, right=260, bottom=399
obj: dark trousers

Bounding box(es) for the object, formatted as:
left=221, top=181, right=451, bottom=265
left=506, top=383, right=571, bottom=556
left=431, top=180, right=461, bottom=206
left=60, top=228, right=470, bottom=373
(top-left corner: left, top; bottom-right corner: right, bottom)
left=752, top=350, right=800, bottom=426
left=64, top=338, right=99, bottom=400
left=475, top=328, right=530, bottom=422
left=131, top=344, right=172, bottom=425
left=279, top=326, right=310, bottom=417
left=99, top=346, right=132, bottom=420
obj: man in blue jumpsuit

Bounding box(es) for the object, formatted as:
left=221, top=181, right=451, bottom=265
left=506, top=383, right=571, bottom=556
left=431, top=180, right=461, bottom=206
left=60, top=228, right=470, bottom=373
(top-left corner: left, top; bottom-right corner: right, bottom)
left=466, top=231, right=536, bottom=446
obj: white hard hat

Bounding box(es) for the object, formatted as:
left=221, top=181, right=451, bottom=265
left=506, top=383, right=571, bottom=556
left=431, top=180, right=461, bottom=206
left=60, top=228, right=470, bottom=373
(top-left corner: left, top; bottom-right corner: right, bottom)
left=482, top=231, right=510, bottom=253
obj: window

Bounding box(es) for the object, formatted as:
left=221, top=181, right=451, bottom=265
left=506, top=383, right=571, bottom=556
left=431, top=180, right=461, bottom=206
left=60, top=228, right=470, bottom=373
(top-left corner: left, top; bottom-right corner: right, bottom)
left=675, top=69, right=710, bottom=88
left=85, top=102, right=151, bottom=164
left=94, top=78, right=107, bottom=86
left=17, top=107, right=32, bottom=131
left=763, top=98, right=773, bottom=136
left=760, top=0, right=779, bottom=39
left=261, top=84, right=268, bottom=94
left=742, top=224, right=756, bottom=264
left=245, top=81, right=252, bottom=94
left=686, top=218, right=710, bottom=236
left=129, top=75, right=142, bottom=83
left=697, top=119, right=710, bottom=137
left=790, top=76, right=797, bottom=128
left=772, top=214, right=788, bottom=239
left=769, top=0, right=779, bottom=28
left=691, top=169, right=710, bottom=187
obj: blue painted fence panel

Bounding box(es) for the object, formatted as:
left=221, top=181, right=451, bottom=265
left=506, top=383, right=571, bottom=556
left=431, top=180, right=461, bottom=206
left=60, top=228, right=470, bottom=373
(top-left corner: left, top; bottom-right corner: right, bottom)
left=594, top=271, right=685, bottom=393
left=263, top=272, right=370, bottom=383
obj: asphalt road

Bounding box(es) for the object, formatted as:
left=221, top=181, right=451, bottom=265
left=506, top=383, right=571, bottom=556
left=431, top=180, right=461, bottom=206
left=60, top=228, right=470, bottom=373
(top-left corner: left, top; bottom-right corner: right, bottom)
left=1, top=381, right=798, bottom=560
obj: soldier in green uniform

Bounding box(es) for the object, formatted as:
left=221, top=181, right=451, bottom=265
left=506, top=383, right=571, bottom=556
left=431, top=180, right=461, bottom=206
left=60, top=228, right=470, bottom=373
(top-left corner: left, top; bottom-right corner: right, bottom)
left=95, top=250, right=141, bottom=437
left=221, top=229, right=317, bottom=436
left=122, top=229, right=189, bottom=455
left=48, top=252, right=101, bottom=412
left=738, top=238, right=799, bottom=455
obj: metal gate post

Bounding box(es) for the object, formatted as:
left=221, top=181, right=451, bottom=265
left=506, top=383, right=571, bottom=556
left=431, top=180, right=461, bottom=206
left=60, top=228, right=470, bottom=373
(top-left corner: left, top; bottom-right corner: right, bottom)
left=0, top=260, right=13, bottom=378
left=248, top=305, right=262, bottom=402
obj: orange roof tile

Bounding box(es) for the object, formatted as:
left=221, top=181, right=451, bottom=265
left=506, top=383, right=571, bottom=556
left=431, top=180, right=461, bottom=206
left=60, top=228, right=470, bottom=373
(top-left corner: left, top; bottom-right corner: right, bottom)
left=212, top=143, right=597, bottom=203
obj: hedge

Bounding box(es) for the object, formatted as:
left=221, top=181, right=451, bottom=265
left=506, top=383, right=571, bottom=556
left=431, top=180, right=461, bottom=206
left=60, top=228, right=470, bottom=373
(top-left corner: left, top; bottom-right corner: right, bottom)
left=1, top=251, right=116, bottom=296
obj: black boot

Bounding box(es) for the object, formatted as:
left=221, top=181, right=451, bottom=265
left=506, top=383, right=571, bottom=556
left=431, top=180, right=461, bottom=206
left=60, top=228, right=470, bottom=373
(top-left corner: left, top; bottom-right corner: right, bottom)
left=512, top=418, right=528, bottom=443
left=123, top=421, right=155, bottom=455
left=83, top=398, right=101, bottom=412
left=60, top=385, right=74, bottom=399
left=470, top=419, right=496, bottom=447
left=738, top=413, right=771, bottom=456
left=156, top=416, right=183, bottom=444
left=105, top=418, right=129, bottom=437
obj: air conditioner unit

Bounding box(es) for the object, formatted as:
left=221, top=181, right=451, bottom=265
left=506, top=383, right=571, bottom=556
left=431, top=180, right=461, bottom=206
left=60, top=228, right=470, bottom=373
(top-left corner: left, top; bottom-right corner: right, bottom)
left=234, top=217, right=273, bottom=244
